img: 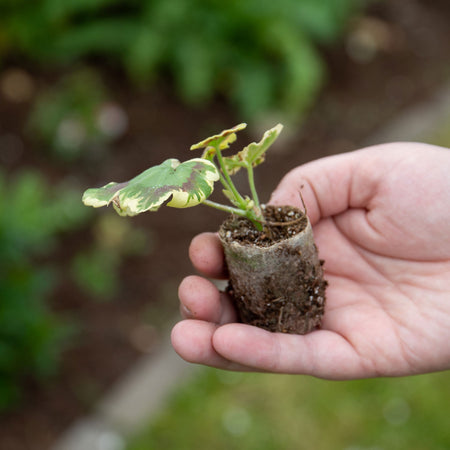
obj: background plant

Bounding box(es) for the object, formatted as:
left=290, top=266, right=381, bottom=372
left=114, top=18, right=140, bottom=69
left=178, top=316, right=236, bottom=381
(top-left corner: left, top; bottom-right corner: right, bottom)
left=71, top=212, right=149, bottom=300
left=27, top=68, right=128, bottom=162
left=0, top=0, right=364, bottom=120
left=0, top=169, right=90, bottom=410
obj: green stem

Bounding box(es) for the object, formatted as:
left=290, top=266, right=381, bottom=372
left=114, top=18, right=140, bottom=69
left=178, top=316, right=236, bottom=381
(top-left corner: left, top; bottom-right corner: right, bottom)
left=202, top=199, right=248, bottom=217
left=247, top=164, right=261, bottom=212
left=217, top=172, right=234, bottom=200
left=202, top=200, right=263, bottom=231
left=215, top=145, right=246, bottom=209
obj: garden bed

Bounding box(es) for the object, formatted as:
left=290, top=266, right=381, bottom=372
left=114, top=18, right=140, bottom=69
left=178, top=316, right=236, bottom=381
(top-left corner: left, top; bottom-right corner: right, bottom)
left=0, top=1, right=449, bottom=449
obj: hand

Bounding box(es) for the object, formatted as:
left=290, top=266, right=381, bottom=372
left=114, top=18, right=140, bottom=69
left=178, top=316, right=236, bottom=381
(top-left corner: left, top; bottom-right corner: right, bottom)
left=171, top=142, right=450, bottom=379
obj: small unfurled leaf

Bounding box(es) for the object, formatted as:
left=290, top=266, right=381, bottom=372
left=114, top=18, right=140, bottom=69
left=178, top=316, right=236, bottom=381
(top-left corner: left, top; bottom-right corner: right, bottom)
left=222, top=188, right=237, bottom=206
left=82, top=158, right=219, bottom=216
left=190, top=123, right=247, bottom=151
left=200, top=145, right=216, bottom=163
left=223, top=124, right=283, bottom=175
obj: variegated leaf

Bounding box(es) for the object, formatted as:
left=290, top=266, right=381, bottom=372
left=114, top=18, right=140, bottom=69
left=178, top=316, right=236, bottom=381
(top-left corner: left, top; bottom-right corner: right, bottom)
left=82, top=158, right=219, bottom=216
left=223, top=124, right=283, bottom=175
left=190, top=123, right=247, bottom=151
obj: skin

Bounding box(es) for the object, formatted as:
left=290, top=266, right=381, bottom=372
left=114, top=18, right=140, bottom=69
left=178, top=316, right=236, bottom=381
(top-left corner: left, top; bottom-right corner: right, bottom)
left=171, top=142, right=450, bottom=380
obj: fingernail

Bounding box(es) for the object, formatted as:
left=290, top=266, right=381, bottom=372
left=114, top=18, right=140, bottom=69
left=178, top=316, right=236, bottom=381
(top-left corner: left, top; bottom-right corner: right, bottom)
left=181, top=304, right=193, bottom=318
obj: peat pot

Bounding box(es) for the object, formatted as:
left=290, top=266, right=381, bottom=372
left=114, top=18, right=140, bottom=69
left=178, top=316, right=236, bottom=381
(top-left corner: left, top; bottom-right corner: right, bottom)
left=219, top=205, right=327, bottom=334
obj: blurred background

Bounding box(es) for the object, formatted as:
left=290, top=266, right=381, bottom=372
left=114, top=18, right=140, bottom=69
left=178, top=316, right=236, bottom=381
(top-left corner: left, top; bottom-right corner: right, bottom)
left=0, top=0, right=449, bottom=449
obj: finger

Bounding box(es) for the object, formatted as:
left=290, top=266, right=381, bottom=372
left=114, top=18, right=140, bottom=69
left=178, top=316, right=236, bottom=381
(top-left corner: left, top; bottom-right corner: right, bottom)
left=212, top=324, right=371, bottom=380
left=171, top=320, right=253, bottom=371
left=189, top=232, right=227, bottom=279
left=178, top=275, right=237, bottom=324
left=269, top=147, right=384, bottom=226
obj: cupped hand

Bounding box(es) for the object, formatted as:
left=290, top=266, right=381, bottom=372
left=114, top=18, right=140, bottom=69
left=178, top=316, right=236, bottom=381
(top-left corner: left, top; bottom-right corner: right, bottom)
left=171, top=142, right=450, bottom=379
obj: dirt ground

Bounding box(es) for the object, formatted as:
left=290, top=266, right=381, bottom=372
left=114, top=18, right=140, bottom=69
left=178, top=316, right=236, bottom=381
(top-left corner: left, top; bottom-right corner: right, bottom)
left=0, top=0, right=449, bottom=448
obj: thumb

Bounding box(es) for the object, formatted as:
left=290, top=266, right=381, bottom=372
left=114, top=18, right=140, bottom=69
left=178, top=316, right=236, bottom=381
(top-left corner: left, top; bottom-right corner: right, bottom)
left=269, top=147, right=382, bottom=226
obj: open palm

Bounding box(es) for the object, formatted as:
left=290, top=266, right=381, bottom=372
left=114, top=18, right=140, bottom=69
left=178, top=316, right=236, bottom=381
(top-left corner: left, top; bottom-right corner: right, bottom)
left=172, top=143, right=450, bottom=379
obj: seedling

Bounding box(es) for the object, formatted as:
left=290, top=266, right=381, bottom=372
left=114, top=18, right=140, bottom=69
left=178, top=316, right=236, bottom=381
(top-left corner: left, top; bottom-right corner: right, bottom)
left=83, top=124, right=326, bottom=335
left=82, top=123, right=282, bottom=230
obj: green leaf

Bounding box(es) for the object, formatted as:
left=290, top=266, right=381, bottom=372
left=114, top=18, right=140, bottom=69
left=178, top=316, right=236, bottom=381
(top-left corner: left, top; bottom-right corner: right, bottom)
left=49, top=19, right=138, bottom=62
left=199, top=146, right=217, bottom=163
left=82, top=158, right=219, bottom=216
left=223, top=124, right=283, bottom=175
left=190, top=123, right=247, bottom=151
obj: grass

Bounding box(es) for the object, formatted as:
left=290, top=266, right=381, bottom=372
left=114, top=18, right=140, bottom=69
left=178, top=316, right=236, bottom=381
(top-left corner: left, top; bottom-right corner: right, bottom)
left=127, top=367, right=450, bottom=450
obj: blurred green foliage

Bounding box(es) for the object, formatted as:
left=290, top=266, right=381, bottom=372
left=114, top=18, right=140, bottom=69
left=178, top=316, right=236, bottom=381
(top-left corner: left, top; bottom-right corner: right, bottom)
left=0, top=0, right=363, bottom=119
left=72, top=248, right=120, bottom=300
left=128, top=367, right=450, bottom=450
left=428, top=115, right=450, bottom=149
left=71, top=212, right=149, bottom=300
left=28, top=68, right=128, bottom=162
left=0, top=169, right=90, bottom=410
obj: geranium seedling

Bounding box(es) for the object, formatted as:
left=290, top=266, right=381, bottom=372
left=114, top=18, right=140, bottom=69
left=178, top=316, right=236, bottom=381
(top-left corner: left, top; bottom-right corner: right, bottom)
left=82, top=123, right=283, bottom=230
left=82, top=123, right=327, bottom=335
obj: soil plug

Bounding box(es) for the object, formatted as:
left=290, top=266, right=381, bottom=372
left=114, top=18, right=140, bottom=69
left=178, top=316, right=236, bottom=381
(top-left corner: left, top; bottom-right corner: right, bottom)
left=82, top=123, right=327, bottom=334
left=220, top=205, right=326, bottom=334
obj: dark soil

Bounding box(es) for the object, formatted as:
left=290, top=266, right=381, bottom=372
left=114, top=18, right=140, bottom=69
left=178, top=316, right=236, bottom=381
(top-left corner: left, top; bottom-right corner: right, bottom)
left=220, top=206, right=326, bottom=334
left=1, top=0, right=450, bottom=448
left=220, top=205, right=308, bottom=247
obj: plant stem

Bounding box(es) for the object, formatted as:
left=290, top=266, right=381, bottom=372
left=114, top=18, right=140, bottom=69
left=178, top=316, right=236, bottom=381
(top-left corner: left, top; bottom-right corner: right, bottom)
left=247, top=164, right=261, bottom=214
left=202, top=200, right=263, bottom=231
left=217, top=172, right=234, bottom=198
left=215, top=145, right=247, bottom=209
left=202, top=199, right=248, bottom=217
